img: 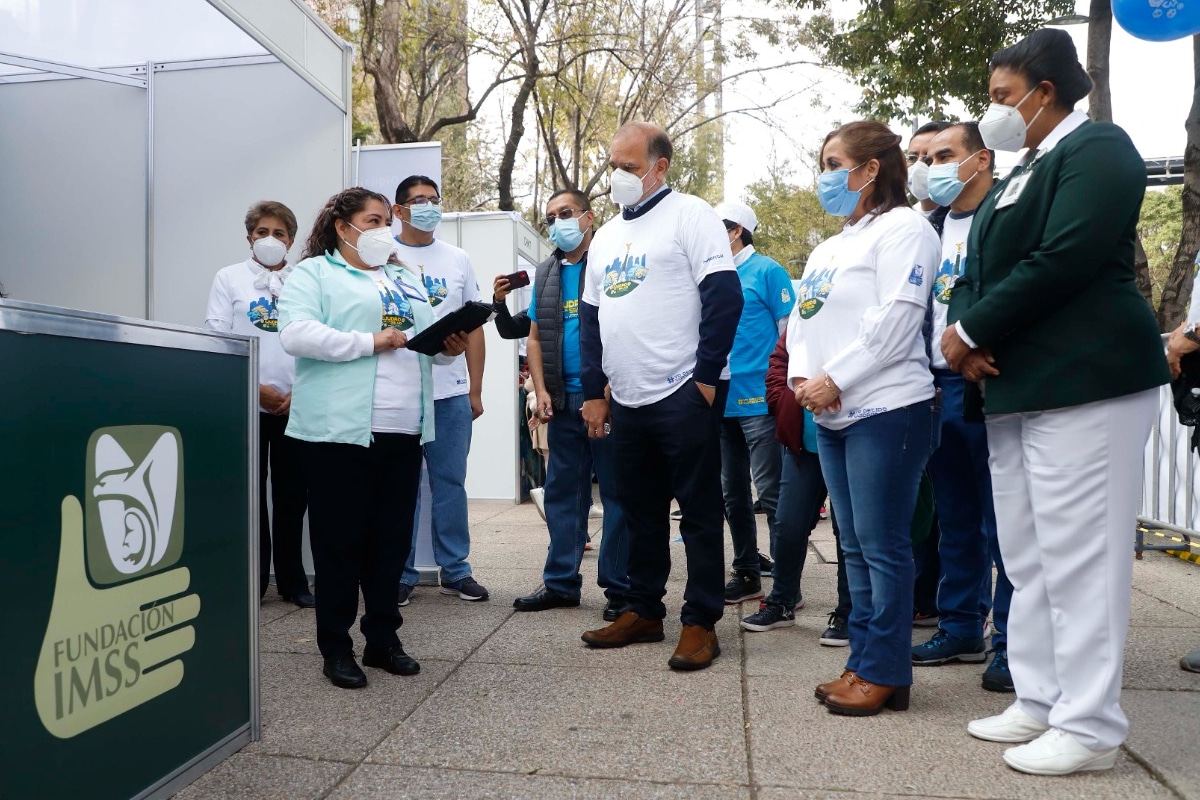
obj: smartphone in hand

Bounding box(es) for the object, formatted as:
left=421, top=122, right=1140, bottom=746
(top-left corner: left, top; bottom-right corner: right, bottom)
left=502, top=270, right=530, bottom=290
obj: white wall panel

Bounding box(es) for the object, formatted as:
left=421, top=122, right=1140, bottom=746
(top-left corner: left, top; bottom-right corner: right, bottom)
left=150, top=61, right=344, bottom=327
left=0, top=79, right=146, bottom=316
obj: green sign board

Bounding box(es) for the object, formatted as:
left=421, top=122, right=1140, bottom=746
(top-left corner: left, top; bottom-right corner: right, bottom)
left=0, top=302, right=257, bottom=800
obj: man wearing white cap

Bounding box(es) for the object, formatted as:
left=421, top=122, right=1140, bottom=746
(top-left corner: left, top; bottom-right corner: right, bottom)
left=714, top=201, right=795, bottom=605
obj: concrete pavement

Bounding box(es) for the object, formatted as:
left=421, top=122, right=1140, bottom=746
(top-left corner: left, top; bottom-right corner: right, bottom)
left=173, top=499, right=1200, bottom=800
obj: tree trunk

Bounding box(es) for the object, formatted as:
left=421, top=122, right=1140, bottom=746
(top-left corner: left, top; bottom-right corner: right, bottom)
left=1086, top=0, right=1113, bottom=123
left=1156, top=35, right=1200, bottom=331
left=498, top=46, right=539, bottom=211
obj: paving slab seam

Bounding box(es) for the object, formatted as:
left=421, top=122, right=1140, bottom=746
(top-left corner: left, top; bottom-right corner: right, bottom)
left=1121, top=743, right=1191, bottom=799
left=737, top=603, right=760, bottom=800
left=312, top=608, right=518, bottom=800
left=348, top=761, right=752, bottom=791
left=753, top=784, right=1017, bottom=800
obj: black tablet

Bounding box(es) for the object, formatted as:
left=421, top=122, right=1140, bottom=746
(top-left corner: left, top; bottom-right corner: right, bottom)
left=405, top=301, right=496, bottom=355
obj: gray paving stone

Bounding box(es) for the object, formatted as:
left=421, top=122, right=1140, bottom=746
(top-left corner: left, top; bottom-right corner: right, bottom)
left=1130, top=586, right=1200, bottom=628
left=367, top=662, right=749, bottom=786
left=243, top=652, right=456, bottom=762
left=745, top=675, right=1175, bottom=799
left=171, top=753, right=350, bottom=800
left=1125, top=688, right=1200, bottom=798
left=1124, top=624, right=1200, bottom=691
left=472, top=605, right=744, bottom=674
left=331, top=764, right=750, bottom=800
left=1135, top=552, right=1200, bottom=618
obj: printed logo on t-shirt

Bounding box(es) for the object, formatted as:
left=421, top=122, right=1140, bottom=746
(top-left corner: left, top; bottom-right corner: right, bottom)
left=378, top=279, right=415, bottom=331
left=781, top=287, right=792, bottom=304
left=563, top=298, right=579, bottom=320
left=247, top=297, right=279, bottom=332
left=796, top=266, right=836, bottom=319
left=908, top=263, right=925, bottom=287
left=423, top=274, right=449, bottom=307
left=602, top=245, right=649, bottom=298
left=935, top=243, right=966, bottom=305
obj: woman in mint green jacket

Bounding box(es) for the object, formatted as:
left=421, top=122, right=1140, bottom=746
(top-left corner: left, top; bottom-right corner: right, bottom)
left=278, top=188, right=466, bottom=690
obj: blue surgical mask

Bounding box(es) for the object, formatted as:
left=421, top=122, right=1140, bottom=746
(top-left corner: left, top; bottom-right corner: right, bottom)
left=549, top=217, right=588, bottom=251
left=927, top=151, right=983, bottom=207
left=407, top=203, right=443, bottom=232
left=817, top=163, right=872, bottom=217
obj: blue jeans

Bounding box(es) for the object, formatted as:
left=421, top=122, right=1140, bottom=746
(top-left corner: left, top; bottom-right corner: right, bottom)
left=927, top=372, right=1011, bottom=645
left=720, top=414, right=782, bottom=571
left=403, top=394, right=473, bottom=586
left=817, top=399, right=938, bottom=687
left=764, top=446, right=826, bottom=609
left=542, top=393, right=630, bottom=600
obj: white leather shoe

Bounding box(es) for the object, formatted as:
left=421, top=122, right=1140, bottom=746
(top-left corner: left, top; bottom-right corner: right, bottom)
left=967, top=704, right=1050, bottom=743
left=1003, top=728, right=1118, bottom=776
left=529, top=487, right=546, bottom=521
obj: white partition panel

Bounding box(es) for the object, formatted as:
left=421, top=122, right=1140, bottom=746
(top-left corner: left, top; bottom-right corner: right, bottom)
left=437, top=212, right=552, bottom=501
left=0, top=79, right=147, bottom=317
left=150, top=61, right=346, bottom=327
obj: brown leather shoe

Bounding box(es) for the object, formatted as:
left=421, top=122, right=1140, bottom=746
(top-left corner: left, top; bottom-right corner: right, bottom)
left=581, top=610, right=665, bottom=648
left=666, top=624, right=720, bottom=671
left=824, top=675, right=910, bottom=717
left=814, top=669, right=856, bottom=702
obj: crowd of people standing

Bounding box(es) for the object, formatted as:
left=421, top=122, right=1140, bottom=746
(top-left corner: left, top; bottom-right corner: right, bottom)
left=205, top=27, right=1177, bottom=779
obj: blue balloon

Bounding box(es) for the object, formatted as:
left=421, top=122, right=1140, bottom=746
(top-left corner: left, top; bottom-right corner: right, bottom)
left=1114, top=0, right=1200, bottom=41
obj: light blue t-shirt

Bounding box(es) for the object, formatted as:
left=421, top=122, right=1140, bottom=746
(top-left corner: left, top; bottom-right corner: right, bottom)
left=726, top=250, right=796, bottom=417
left=528, top=260, right=584, bottom=394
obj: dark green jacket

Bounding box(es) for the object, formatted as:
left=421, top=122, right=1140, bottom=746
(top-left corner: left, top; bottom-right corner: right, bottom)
left=948, top=120, right=1168, bottom=416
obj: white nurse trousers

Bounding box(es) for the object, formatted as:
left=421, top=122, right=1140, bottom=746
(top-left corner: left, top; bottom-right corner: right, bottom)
left=985, top=388, right=1157, bottom=751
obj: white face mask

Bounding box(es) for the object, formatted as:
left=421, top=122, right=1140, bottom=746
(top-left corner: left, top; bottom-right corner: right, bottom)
left=979, top=85, right=1044, bottom=153
left=907, top=159, right=931, bottom=201
left=610, top=167, right=654, bottom=207
left=345, top=223, right=394, bottom=267
left=251, top=236, right=287, bottom=267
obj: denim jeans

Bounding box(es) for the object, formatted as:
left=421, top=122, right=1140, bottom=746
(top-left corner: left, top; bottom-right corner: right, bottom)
left=926, top=372, right=1011, bottom=643
left=611, top=380, right=728, bottom=628
left=720, top=414, right=782, bottom=571
left=764, top=446, right=825, bottom=609
left=542, top=393, right=630, bottom=600
left=817, top=399, right=938, bottom=687
left=403, top=394, right=473, bottom=586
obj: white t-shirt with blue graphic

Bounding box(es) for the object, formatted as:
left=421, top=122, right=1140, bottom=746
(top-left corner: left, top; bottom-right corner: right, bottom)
left=393, top=238, right=480, bottom=400
left=726, top=247, right=795, bottom=417
left=583, top=190, right=736, bottom=408
left=785, top=205, right=939, bottom=430
left=205, top=258, right=296, bottom=412
left=368, top=267, right=425, bottom=434
left=930, top=211, right=975, bottom=370
left=528, top=260, right=584, bottom=394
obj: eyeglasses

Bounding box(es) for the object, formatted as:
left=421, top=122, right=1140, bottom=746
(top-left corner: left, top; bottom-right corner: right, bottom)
left=541, top=208, right=585, bottom=228
left=905, top=153, right=932, bottom=166
left=403, top=196, right=441, bottom=207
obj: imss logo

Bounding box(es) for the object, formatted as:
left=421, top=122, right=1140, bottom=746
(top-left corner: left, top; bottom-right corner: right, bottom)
left=34, top=427, right=201, bottom=739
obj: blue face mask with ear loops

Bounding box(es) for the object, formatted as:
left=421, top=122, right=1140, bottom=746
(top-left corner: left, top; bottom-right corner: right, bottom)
left=817, top=162, right=872, bottom=217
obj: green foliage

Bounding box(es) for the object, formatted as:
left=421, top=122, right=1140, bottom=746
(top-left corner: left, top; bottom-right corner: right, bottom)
left=790, top=0, right=1076, bottom=120
left=743, top=168, right=844, bottom=278
left=1139, top=186, right=1185, bottom=308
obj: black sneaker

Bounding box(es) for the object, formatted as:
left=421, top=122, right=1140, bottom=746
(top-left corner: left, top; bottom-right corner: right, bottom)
left=440, top=576, right=489, bottom=601
left=819, top=613, right=849, bottom=647
left=982, top=645, right=1015, bottom=692
left=724, top=570, right=763, bottom=604
left=397, top=583, right=414, bottom=607
left=741, top=602, right=795, bottom=632
left=757, top=552, right=774, bottom=577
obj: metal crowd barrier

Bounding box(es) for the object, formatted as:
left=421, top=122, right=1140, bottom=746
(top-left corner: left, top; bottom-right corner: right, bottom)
left=1138, top=347, right=1200, bottom=559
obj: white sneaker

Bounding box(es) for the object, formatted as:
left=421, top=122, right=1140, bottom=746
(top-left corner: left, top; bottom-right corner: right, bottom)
left=529, top=487, right=547, bottom=521
left=589, top=504, right=604, bottom=519
left=967, top=703, right=1050, bottom=743
left=1003, top=729, right=1118, bottom=776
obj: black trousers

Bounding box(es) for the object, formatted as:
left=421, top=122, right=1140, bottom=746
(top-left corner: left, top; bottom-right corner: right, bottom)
left=609, top=380, right=728, bottom=629
left=301, top=434, right=422, bottom=658
left=260, top=413, right=309, bottom=597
